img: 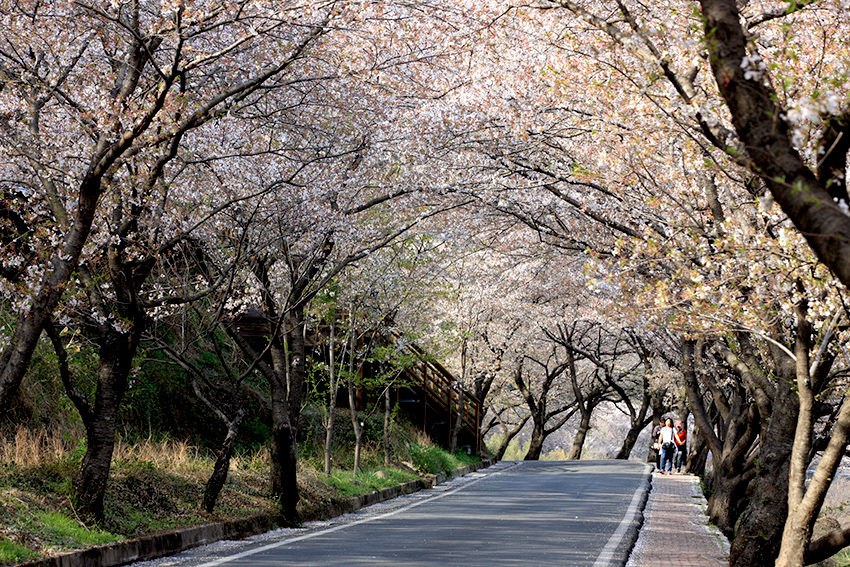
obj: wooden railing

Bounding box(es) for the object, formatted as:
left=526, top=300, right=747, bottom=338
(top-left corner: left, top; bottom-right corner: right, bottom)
left=400, top=347, right=482, bottom=451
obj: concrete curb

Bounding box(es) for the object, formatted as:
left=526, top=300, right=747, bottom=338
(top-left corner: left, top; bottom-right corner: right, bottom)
left=610, top=463, right=652, bottom=567
left=17, top=458, right=497, bottom=567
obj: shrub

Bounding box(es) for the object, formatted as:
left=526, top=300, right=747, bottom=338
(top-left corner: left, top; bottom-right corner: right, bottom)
left=408, top=443, right=475, bottom=475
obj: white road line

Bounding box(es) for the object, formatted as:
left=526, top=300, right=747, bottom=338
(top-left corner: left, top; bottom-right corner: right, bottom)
left=193, top=463, right=520, bottom=567
left=592, top=463, right=651, bottom=567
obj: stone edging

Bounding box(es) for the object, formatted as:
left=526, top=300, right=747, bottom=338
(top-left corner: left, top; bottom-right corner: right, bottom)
left=18, top=458, right=497, bottom=567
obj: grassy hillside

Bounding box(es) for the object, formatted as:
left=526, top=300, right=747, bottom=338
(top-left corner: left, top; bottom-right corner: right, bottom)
left=0, top=423, right=477, bottom=566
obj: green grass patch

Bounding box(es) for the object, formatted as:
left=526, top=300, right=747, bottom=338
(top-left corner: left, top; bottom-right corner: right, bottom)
left=0, top=538, right=37, bottom=563
left=408, top=444, right=477, bottom=475
left=324, top=467, right=418, bottom=497
left=36, top=511, right=121, bottom=547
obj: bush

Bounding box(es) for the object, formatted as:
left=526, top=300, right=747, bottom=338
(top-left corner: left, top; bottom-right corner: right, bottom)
left=408, top=443, right=476, bottom=475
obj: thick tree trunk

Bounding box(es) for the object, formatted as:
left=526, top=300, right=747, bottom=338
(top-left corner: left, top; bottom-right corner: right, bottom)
left=776, top=307, right=849, bottom=567
left=268, top=368, right=299, bottom=523
left=615, top=427, right=639, bottom=460
left=264, top=305, right=304, bottom=524
left=615, top=383, right=653, bottom=460
left=706, top=464, right=750, bottom=537
left=72, top=328, right=136, bottom=521
left=698, top=0, right=850, bottom=290
left=494, top=415, right=529, bottom=460
left=224, top=312, right=299, bottom=522
left=645, top=403, right=665, bottom=467
left=286, top=308, right=307, bottom=429
left=682, top=338, right=761, bottom=538
left=566, top=410, right=592, bottom=460
left=616, top=417, right=649, bottom=460
left=686, top=425, right=708, bottom=476
left=494, top=437, right=512, bottom=460
left=203, top=411, right=244, bottom=513
left=524, top=421, right=546, bottom=460
left=730, top=378, right=798, bottom=567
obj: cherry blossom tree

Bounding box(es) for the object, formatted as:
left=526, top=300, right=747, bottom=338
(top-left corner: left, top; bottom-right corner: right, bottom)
left=3, top=1, right=848, bottom=562
left=0, top=0, right=330, bottom=420
left=430, top=3, right=850, bottom=563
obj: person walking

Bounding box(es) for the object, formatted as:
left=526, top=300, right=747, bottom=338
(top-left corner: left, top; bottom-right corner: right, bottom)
left=648, top=423, right=662, bottom=469
left=673, top=420, right=687, bottom=473
left=657, top=418, right=676, bottom=474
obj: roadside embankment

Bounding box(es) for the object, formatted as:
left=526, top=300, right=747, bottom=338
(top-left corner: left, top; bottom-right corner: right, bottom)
left=16, top=459, right=496, bottom=567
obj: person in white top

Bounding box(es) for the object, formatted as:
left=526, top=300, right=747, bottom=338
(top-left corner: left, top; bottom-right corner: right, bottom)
left=657, top=418, right=676, bottom=474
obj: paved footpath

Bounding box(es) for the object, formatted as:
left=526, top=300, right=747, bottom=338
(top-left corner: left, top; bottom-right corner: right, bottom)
left=626, top=471, right=730, bottom=567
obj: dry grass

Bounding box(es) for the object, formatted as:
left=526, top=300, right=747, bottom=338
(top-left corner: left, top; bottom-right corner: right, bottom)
left=0, top=426, right=82, bottom=467
left=0, top=426, right=204, bottom=471
left=112, top=437, right=205, bottom=472
left=230, top=447, right=270, bottom=472
left=0, top=425, right=276, bottom=475
left=411, top=428, right=433, bottom=447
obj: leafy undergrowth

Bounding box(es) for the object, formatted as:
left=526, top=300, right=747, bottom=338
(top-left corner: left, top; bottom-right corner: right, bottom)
left=0, top=429, right=479, bottom=566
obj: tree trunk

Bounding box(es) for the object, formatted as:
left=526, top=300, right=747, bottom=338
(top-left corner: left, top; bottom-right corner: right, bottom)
left=268, top=367, right=299, bottom=523
left=524, top=420, right=546, bottom=460
left=686, top=424, right=708, bottom=476
left=705, top=464, right=750, bottom=537
left=615, top=419, right=646, bottom=460
left=324, top=321, right=337, bottom=477
left=613, top=376, right=653, bottom=460
left=682, top=338, right=760, bottom=538
left=494, top=415, right=529, bottom=460
left=383, top=387, right=392, bottom=466
left=0, top=178, right=102, bottom=415
left=203, top=410, right=245, bottom=513
left=347, top=377, right=362, bottom=476
left=645, top=403, right=665, bottom=467
left=729, top=377, right=798, bottom=567
left=775, top=305, right=849, bottom=567
left=264, top=305, right=304, bottom=524
left=227, top=257, right=302, bottom=525
left=698, top=0, right=850, bottom=291
left=450, top=388, right=464, bottom=454
left=324, top=402, right=336, bottom=477
left=286, top=308, right=307, bottom=431
left=566, top=409, right=592, bottom=460
left=72, top=328, right=137, bottom=521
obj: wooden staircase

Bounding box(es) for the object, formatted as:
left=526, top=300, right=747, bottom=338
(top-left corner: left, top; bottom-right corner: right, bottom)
left=397, top=347, right=482, bottom=454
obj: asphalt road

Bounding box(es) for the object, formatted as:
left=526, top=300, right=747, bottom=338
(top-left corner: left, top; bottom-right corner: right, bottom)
left=133, top=460, right=651, bottom=567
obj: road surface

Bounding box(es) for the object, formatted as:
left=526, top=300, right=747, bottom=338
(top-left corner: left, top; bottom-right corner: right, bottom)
left=133, top=460, right=651, bottom=567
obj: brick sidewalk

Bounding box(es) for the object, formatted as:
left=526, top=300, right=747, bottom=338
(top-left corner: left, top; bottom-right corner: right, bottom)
left=626, top=472, right=729, bottom=567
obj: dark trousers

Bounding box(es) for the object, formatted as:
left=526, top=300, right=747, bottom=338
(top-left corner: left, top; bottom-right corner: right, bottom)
left=660, top=446, right=675, bottom=472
